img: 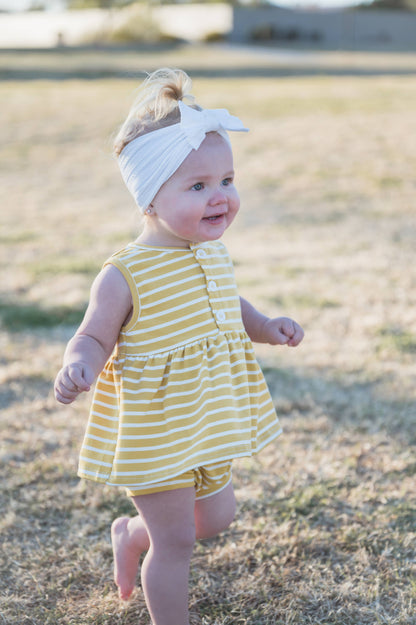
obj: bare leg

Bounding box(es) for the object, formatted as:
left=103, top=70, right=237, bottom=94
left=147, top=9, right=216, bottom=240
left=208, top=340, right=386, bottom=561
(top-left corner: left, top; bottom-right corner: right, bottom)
left=194, top=481, right=236, bottom=539
left=132, top=487, right=196, bottom=625
left=111, top=514, right=150, bottom=600
left=112, top=481, right=236, bottom=611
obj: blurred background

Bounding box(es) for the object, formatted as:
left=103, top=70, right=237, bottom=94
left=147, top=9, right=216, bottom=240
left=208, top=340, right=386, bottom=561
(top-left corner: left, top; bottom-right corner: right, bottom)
left=1, top=0, right=416, bottom=47
left=1, top=2, right=415, bottom=624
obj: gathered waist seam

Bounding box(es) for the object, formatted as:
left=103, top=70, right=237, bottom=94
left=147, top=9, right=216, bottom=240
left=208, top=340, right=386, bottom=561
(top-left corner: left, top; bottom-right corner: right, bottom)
left=113, top=331, right=251, bottom=361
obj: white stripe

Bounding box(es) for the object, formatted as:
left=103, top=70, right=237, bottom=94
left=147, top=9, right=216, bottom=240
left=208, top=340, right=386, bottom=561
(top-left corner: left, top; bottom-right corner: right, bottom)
left=118, top=414, right=253, bottom=448
left=208, top=295, right=240, bottom=304
left=203, top=270, right=235, bottom=280
left=112, top=442, right=252, bottom=476
left=132, top=476, right=194, bottom=490
left=135, top=264, right=199, bottom=289
left=122, top=386, right=264, bottom=413
left=121, top=343, right=241, bottom=372
left=79, top=468, right=111, bottom=480
left=124, top=323, right=219, bottom=350
left=141, top=273, right=203, bottom=299
left=256, top=406, right=279, bottom=427
left=116, top=428, right=253, bottom=464
left=119, top=400, right=259, bottom=433
left=84, top=432, right=117, bottom=445
left=113, top=333, right=253, bottom=363
left=196, top=475, right=232, bottom=500
left=257, top=418, right=282, bottom=441
left=87, top=421, right=118, bottom=434
left=91, top=399, right=119, bottom=412
left=122, top=357, right=231, bottom=383
left=79, top=455, right=113, bottom=468
left=121, top=369, right=251, bottom=399
left=121, top=364, right=258, bottom=392
left=94, top=389, right=119, bottom=399
left=82, top=445, right=114, bottom=456
left=89, top=409, right=118, bottom=423
left=224, top=317, right=246, bottom=325
left=140, top=283, right=206, bottom=309
left=128, top=251, right=192, bottom=277
left=139, top=295, right=208, bottom=322
left=202, top=262, right=231, bottom=269
left=122, top=378, right=253, bottom=406
left=130, top=306, right=212, bottom=335
left=257, top=426, right=283, bottom=450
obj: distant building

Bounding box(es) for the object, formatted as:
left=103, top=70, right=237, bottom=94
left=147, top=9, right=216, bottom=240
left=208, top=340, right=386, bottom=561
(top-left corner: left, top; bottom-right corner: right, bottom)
left=231, top=6, right=416, bottom=49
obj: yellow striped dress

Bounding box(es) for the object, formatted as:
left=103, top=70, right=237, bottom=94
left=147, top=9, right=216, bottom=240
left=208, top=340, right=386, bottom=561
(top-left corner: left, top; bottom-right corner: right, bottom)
left=78, top=240, right=282, bottom=490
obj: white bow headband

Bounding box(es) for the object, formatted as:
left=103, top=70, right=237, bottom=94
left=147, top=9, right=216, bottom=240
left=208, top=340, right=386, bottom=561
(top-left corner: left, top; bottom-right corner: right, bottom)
left=118, top=101, right=248, bottom=213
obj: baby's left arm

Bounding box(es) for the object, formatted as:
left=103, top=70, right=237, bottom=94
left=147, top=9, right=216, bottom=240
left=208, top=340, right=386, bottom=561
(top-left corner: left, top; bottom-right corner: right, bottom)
left=239, top=297, right=304, bottom=347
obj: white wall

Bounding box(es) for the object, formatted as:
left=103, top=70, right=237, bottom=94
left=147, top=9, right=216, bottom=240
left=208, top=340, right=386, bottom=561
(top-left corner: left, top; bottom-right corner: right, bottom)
left=0, top=4, right=232, bottom=48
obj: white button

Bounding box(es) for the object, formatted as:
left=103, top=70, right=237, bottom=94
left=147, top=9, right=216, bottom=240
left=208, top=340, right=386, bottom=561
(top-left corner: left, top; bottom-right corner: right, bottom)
left=208, top=280, right=217, bottom=291
left=216, top=310, right=226, bottom=323
left=196, top=248, right=207, bottom=259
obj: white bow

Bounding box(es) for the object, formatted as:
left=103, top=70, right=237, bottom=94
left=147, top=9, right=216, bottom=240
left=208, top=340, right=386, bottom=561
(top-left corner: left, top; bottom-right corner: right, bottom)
left=119, top=102, right=248, bottom=212
left=179, top=101, right=248, bottom=150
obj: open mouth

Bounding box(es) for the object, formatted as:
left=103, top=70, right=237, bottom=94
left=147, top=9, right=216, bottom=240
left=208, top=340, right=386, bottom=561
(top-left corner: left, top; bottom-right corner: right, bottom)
left=203, top=213, right=225, bottom=223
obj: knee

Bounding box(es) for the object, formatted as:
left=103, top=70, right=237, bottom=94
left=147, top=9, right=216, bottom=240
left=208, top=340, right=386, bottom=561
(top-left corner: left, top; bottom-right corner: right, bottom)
left=155, top=521, right=196, bottom=557
left=196, top=496, right=236, bottom=539
left=216, top=496, right=236, bottom=533
left=221, top=499, right=237, bottom=532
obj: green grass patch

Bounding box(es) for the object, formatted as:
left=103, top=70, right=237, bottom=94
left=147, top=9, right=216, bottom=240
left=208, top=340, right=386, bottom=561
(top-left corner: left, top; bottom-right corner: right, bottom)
left=0, top=230, right=38, bottom=244
left=269, top=293, right=341, bottom=309
left=0, top=300, right=85, bottom=331
left=30, top=258, right=100, bottom=278
left=377, top=326, right=416, bottom=355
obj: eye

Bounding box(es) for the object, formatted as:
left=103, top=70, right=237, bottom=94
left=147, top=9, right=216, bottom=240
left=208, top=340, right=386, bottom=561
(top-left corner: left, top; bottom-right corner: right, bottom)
left=192, top=182, right=204, bottom=191
left=222, top=177, right=233, bottom=187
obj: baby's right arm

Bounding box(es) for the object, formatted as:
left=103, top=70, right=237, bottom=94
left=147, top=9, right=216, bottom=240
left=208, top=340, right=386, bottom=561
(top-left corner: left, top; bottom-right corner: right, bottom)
left=54, top=264, right=132, bottom=405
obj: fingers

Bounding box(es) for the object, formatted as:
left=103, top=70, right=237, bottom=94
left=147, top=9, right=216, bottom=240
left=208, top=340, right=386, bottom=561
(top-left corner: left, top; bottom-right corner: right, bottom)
left=54, top=364, right=92, bottom=404
left=285, top=320, right=304, bottom=347
left=267, top=317, right=304, bottom=347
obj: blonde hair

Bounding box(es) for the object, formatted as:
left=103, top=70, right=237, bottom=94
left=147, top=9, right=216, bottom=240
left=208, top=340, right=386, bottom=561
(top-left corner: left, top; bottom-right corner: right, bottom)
left=114, top=68, right=198, bottom=156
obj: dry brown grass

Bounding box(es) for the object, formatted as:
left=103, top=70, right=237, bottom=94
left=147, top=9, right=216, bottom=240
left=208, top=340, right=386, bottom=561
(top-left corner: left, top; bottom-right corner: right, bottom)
left=0, top=46, right=415, bottom=625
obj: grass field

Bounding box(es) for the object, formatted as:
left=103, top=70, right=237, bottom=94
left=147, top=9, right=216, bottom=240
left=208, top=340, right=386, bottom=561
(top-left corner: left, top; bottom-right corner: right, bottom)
left=0, top=45, right=415, bottom=625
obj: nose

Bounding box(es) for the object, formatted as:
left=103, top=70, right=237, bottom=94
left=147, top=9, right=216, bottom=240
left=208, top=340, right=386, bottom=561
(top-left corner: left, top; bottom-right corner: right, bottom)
left=209, top=188, right=227, bottom=206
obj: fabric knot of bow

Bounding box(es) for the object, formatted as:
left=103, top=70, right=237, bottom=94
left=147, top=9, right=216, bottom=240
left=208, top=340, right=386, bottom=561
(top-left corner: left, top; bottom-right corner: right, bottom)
left=179, top=101, right=248, bottom=150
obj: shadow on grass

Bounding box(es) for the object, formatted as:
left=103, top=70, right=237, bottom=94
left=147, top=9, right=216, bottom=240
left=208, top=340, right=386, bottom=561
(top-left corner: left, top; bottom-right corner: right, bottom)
left=0, top=349, right=414, bottom=624
left=0, top=296, right=413, bottom=443
left=0, top=372, right=52, bottom=411
left=261, top=364, right=416, bottom=444
left=0, top=299, right=85, bottom=331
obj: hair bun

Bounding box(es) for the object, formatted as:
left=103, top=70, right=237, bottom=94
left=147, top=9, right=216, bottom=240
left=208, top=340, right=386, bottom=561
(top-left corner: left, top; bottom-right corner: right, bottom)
left=162, top=82, right=184, bottom=102
left=154, top=68, right=193, bottom=105
left=113, top=67, right=196, bottom=155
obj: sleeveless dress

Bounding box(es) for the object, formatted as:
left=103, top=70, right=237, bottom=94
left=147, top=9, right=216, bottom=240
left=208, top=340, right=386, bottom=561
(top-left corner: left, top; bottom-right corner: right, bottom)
left=78, top=240, right=282, bottom=490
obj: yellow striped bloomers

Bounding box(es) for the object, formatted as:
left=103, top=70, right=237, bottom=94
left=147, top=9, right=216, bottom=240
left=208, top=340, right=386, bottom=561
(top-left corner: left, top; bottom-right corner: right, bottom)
left=78, top=240, right=282, bottom=491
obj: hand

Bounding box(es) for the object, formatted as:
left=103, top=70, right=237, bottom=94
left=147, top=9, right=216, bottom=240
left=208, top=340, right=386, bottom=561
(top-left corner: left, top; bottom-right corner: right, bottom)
left=263, top=317, right=304, bottom=347
left=54, top=363, right=95, bottom=405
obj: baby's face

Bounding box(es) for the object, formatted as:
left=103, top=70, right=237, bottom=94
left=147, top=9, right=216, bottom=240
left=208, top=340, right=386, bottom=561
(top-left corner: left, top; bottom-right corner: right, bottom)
left=146, top=133, right=240, bottom=248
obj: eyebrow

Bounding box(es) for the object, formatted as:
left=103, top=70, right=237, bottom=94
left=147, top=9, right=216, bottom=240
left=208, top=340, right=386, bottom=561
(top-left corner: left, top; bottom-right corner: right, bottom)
left=184, top=170, right=235, bottom=182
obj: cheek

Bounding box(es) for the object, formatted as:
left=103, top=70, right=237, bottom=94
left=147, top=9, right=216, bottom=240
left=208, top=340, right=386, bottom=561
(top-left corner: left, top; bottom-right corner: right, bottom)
left=230, top=192, right=240, bottom=216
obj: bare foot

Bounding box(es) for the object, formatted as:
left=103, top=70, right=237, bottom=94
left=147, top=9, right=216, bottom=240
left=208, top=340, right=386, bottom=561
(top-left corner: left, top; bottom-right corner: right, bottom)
left=111, top=516, right=142, bottom=600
